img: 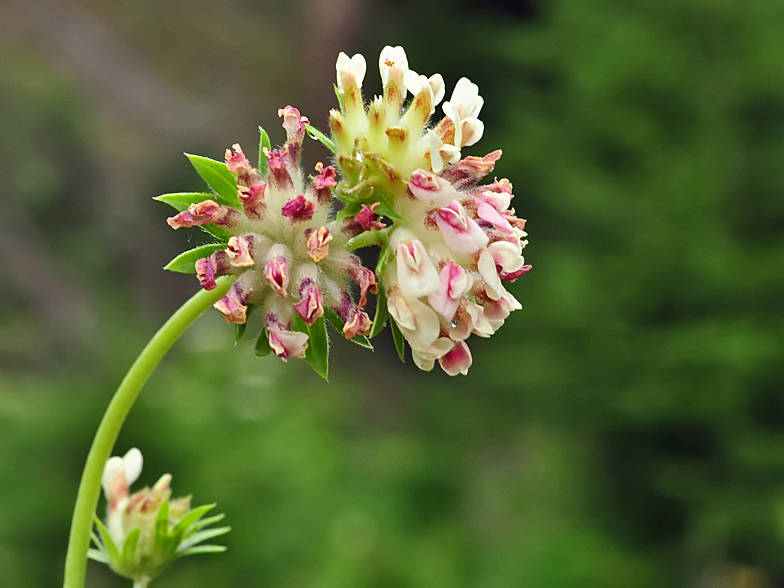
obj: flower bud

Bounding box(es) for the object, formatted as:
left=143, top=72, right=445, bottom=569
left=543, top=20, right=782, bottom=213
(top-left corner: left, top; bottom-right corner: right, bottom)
left=90, top=448, right=229, bottom=585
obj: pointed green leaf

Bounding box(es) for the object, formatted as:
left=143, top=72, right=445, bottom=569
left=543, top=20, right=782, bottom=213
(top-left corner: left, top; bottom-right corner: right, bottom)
left=376, top=200, right=409, bottom=224
left=258, top=127, right=271, bottom=178
left=306, top=316, right=329, bottom=381
left=91, top=531, right=104, bottom=550
left=255, top=329, right=272, bottom=357
left=370, top=282, right=388, bottom=339
left=304, top=123, right=336, bottom=154
left=178, top=545, right=228, bottom=556
left=185, top=154, right=240, bottom=208
left=390, top=317, right=406, bottom=362
left=188, top=513, right=226, bottom=533
left=121, top=527, right=140, bottom=564
left=323, top=307, right=373, bottom=350
left=172, top=504, right=216, bottom=538
left=154, top=192, right=215, bottom=212
left=94, top=517, right=121, bottom=564
left=164, top=243, right=226, bottom=274
left=290, top=313, right=326, bottom=378
left=335, top=201, right=363, bottom=224
left=334, top=85, right=345, bottom=112
left=375, top=244, right=394, bottom=276
left=177, top=527, right=231, bottom=552
left=154, top=499, right=171, bottom=552
left=87, top=548, right=110, bottom=563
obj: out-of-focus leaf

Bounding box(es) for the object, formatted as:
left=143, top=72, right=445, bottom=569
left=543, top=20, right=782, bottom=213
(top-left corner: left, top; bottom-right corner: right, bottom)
left=235, top=304, right=256, bottom=343
left=94, top=517, right=120, bottom=564
left=178, top=545, right=227, bottom=556
left=390, top=318, right=405, bottom=362
left=370, top=281, right=388, bottom=339
left=121, top=527, right=140, bottom=563
left=306, top=316, right=329, bottom=381
left=255, top=329, right=272, bottom=357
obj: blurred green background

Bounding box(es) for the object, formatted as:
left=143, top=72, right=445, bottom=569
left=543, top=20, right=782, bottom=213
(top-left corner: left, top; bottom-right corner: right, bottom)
left=1, top=0, right=783, bottom=586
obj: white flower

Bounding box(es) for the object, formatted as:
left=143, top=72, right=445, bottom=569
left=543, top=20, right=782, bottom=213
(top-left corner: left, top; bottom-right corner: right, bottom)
left=442, top=77, right=485, bottom=148
left=102, top=448, right=143, bottom=502
left=394, top=232, right=440, bottom=298
left=412, top=337, right=454, bottom=371
left=336, top=52, right=367, bottom=92
left=426, top=130, right=461, bottom=174
left=403, top=70, right=445, bottom=115
left=387, top=288, right=441, bottom=351
left=379, top=46, right=409, bottom=91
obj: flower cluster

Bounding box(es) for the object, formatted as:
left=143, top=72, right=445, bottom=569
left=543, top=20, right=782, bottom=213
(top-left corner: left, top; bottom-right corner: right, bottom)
left=90, top=449, right=229, bottom=585
left=330, top=46, right=531, bottom=375
left=163, top=106, right=376, bottom=363
left=160, top=46, right=530, bottom=376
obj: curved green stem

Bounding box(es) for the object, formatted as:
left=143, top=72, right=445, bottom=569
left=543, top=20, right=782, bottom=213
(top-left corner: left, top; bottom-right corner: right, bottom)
left=63, top=277, right=233, bottom=588
left=344, top=227, right=390, bottom=252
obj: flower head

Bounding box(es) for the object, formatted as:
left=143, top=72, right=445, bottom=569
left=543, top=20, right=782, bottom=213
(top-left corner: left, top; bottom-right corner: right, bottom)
left=326, top=47, right=532, bottom=375
left=160, top=106, right=374, bottom=374
left=90, top=448, right=229, bottom=584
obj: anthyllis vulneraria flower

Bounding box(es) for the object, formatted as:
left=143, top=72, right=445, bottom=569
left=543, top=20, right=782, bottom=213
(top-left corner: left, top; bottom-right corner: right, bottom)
left=327, top=46, right=531, bottom=375
left=89, top=448, right=229, bottom=586
left=157, top=106, right=376, bottom=379
left=157, top=45, right=530, bottom=377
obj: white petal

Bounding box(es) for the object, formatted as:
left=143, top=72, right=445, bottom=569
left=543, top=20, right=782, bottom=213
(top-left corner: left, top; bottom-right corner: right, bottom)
left=488, top=241, right=525, bottom=273
left=478, top=248, right=503, bottom=301
left=350, top=54, right=367, bottom=88
left=122, top=448, right=143, bottom=486
left=403, top=69, right=425, bottom=96
left=460, top=118, right=484, bottom=147
left=101, top=456, right=124, bottom=495
left=429, top=74, right=445, bottom=105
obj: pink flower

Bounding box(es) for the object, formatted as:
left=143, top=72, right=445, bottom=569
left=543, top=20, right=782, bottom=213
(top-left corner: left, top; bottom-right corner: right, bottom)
left=306, top=226, right=332, bottom=262
left=439, top=340, right=472, bottom=376
left=476, top=202, right=517, bottom=242
left=343, top=308, right=372, bottom=338
left=500, top=264, right=532, bottom=282
left=278, top=105, right=307, bottom=143
left=281, top=195, right=316, bottom=220
left=409, top=170, right=457, bottom=208
left=239, top=182, right=266, bottom=220
left=293, top=279, right=324, bottom=325
left=435, top=200, right=489, bottom=254
left=227, top=235, right=255, bottom=267
left=264, top=245, right=290, bottom=298
left=356, top=202, right=385, bottom=231
left=224, top=143, right=251, bottom=174
left=167, top=200, right=233, bottom=229
left=427, top=262, right=473, bottom=321
left=267, top=323, right=309, bottom=361
left=214, top=283, right=249, bottom=324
